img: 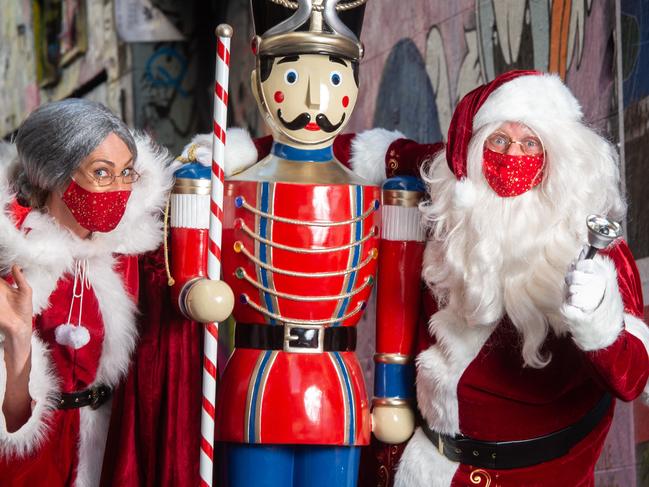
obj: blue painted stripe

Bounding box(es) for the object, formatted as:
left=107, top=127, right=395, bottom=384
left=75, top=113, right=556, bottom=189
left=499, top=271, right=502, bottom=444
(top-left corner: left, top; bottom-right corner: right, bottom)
left=381, top=175, right=425, bottom=192
left=333, top=352, right=355, bottom=444
left=272, top=142, right=333, bottom=162
left=248, top=351, right=272, bottom=443
left=373, top=362, right=415, bottom=399
left=258, top=182, right=275, bottom=324
left=335, top=186, right=363, bottom=325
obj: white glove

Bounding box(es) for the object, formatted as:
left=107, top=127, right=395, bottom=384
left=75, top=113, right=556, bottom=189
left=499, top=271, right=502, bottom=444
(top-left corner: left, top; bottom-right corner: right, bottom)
left=561, top=256, right=624, bottom=351
left=177, top=128, right=258, bottom=176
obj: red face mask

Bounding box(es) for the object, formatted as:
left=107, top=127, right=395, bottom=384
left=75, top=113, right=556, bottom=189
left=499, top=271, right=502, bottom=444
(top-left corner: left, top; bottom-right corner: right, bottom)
left=61, top=180, right=131, bottom=233
left=482, top=147, right=545, bottom=197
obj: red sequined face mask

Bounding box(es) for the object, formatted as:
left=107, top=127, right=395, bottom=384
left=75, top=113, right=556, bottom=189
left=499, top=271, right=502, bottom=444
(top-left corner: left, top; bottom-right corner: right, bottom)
left=482, top=147, right=545, bottom=197
left=61, top=179, right=131, bottom=233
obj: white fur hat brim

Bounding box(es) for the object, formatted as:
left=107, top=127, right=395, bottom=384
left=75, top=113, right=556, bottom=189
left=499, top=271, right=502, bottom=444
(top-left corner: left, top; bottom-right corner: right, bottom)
left=473, top=73, right=583, bottom=131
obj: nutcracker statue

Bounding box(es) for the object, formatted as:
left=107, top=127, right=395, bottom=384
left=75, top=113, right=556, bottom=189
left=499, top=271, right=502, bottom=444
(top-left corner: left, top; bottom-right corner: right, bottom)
left=170, top=1, right=428, bottom=485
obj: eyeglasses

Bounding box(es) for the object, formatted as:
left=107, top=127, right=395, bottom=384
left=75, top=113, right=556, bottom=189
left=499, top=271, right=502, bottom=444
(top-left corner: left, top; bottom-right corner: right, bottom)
left=82, top=167, right=141, bottom=187
left=485, top=132, right=544, bottom=156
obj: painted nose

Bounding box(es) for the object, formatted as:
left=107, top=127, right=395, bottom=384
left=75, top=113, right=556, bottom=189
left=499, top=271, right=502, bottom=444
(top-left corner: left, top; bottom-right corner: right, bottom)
left=306, top=75, right=320, bottom=109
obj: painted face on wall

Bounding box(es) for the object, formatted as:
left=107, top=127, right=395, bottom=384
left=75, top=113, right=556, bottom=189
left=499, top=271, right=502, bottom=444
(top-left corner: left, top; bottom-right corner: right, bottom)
left=256, top=53, right=359, bottom=145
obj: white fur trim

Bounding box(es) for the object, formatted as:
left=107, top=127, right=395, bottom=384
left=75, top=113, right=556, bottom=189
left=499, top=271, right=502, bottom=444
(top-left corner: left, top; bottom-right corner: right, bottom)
left=74, top=401, right=111, bottom=487
left=395, top=428, right=457, bottom=487
left=349, top=128, right=404, bottom=185
left=452, top=178, right=476, bottom=209
left=416, top=309, right=495, bottom=435
left=624, top=313, right=649, bottom=403
left=181, top=128, right=259, bottom=177
left=0, top=334, right=60, bottom=458
left=90, top=256, right=138, bottom=387
left=473, top=73, right=583, bottom=130
left=561, top=256, right=624, bottom=351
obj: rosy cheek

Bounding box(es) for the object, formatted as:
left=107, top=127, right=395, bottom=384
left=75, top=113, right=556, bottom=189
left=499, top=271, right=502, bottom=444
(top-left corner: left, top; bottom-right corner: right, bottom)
left=274, top=91, right=285, bottom=103
left=342, top=96, right=350, bottom=108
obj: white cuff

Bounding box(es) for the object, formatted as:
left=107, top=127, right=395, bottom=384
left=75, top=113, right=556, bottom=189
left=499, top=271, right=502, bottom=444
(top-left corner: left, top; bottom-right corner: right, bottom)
left=0, top=334, right=59, bottom=458
left=350, top=128, right=404, bottom=185
left=561, top=257, right=624, bottom=352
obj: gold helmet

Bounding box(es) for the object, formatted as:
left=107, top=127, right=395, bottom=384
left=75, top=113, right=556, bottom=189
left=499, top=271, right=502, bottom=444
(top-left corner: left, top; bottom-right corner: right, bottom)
left=251, top=0, right=367, bottom=61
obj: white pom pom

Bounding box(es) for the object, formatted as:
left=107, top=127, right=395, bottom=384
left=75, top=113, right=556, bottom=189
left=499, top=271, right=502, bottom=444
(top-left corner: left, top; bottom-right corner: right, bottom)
left=55, top=323, right=90, bottom=349
left=453, top=178, right=476, bottom=209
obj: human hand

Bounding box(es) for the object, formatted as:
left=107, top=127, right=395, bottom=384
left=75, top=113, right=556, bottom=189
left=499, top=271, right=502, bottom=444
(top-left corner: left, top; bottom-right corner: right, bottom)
left=561, top=257, right=623, bottom=351
left=564, top=259, right=607, bottom=313
left=0, top=265, right=33, bottom=354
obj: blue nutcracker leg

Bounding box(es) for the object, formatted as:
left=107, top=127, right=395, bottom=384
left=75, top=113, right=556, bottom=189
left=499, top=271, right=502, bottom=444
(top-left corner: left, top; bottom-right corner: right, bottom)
left=294, top=446, right=361, bottom=487
left=219, top=443, right=294, bottom=487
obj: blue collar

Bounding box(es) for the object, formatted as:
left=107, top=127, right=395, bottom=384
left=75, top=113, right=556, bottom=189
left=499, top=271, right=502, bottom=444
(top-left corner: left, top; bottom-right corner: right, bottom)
left=272, top=142, right=333, bottom=162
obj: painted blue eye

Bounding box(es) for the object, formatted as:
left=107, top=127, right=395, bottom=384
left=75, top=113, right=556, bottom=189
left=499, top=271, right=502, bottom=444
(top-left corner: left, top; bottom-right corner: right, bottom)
left=330, top=71, right=342, bottom=86
left=284, top=69, right=298, bottom=85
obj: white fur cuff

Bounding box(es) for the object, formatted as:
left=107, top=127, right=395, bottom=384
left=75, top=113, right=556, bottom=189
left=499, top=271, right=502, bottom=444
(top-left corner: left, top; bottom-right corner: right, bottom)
left=561, top=257, right=624, bottom=352
left=0, top=334, right=59, bottom=458
left=350, top=128, right=404, bottom=185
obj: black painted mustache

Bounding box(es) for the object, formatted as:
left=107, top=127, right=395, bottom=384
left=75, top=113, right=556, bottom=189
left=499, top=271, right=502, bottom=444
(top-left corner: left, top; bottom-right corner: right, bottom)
left=277, top=110, right=346, bottom=133
left=277, top=110, right=311, bottom=130
left=316, top=113, right=345, bottom=133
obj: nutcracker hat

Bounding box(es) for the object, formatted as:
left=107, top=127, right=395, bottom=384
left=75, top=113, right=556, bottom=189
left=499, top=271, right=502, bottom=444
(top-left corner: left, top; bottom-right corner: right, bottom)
left=250, top=0, right=366, bottom=60
left=446, top=70, right=584, bottom=204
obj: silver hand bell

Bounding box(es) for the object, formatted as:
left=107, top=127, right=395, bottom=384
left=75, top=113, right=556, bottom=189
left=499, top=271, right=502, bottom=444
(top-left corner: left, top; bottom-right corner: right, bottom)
left=584, top=215, right=622, bottom=260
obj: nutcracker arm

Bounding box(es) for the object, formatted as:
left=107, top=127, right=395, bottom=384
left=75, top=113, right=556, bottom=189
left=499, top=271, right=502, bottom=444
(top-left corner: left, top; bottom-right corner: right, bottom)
left=372, top=176, right=426, bottom=444
left=169, top=163, right=234, bottom=323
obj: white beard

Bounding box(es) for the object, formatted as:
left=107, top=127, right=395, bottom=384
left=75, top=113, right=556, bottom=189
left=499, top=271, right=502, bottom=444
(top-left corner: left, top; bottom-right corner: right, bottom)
left=421, top=123, right=625, bottom=367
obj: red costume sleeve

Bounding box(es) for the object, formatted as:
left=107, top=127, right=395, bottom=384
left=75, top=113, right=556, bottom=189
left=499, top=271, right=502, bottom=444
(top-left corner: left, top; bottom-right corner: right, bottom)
left=584, top=240, right=649, bottom=401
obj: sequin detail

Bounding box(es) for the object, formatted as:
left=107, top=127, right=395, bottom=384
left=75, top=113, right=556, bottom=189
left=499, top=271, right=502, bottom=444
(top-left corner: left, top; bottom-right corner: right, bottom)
left=482, top=148, right=544, bottom=197
left=61, top=180, right=131, bottom=233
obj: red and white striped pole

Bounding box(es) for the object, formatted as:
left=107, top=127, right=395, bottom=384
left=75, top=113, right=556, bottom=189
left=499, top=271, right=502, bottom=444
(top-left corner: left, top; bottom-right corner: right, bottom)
left=200, top=23, right=232, bottom=487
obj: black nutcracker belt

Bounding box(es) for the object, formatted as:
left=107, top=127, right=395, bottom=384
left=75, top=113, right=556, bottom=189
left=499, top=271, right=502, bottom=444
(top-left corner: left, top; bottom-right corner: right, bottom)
left=420, top=392, right=613, bottom=470
left=57, top=385, right=112, bottom=410
left=235, top=322, right=356, bottom=354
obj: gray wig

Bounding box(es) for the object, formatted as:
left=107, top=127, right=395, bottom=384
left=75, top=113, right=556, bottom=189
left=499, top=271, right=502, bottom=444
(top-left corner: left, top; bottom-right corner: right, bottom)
left=13, top=98, right=137, bottom=208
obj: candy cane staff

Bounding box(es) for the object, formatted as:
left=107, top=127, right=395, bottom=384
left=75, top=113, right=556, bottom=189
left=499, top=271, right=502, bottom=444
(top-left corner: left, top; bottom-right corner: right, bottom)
left=0, top=99, right=176, bottom=486
left=395, top=70, right=649, bottom=487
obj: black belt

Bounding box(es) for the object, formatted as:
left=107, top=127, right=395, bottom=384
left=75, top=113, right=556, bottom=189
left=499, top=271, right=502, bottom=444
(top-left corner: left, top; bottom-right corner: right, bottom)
left=57, top=385, right=112, bottom=410
left=235, top=323, right=356, bottom=353
left=420, top=392, right=613, bottom=470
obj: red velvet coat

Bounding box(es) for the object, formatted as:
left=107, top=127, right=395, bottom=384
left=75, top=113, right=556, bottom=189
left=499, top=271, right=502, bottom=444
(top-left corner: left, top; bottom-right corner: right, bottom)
left=393, top=240, right=649, bottom=487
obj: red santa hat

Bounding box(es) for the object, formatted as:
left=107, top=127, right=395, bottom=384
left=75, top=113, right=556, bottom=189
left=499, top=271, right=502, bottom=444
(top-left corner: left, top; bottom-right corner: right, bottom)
left=446, top=70, right=584, bottom=207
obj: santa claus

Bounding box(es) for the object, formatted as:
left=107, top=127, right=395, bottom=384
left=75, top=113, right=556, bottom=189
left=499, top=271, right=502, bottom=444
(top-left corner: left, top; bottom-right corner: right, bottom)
left=395, top=70, right=649, bottom=486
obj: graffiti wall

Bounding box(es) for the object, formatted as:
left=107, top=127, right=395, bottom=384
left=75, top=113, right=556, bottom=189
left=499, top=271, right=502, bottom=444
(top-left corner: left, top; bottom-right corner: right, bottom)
left=0, top=0, right=130, bottom=138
